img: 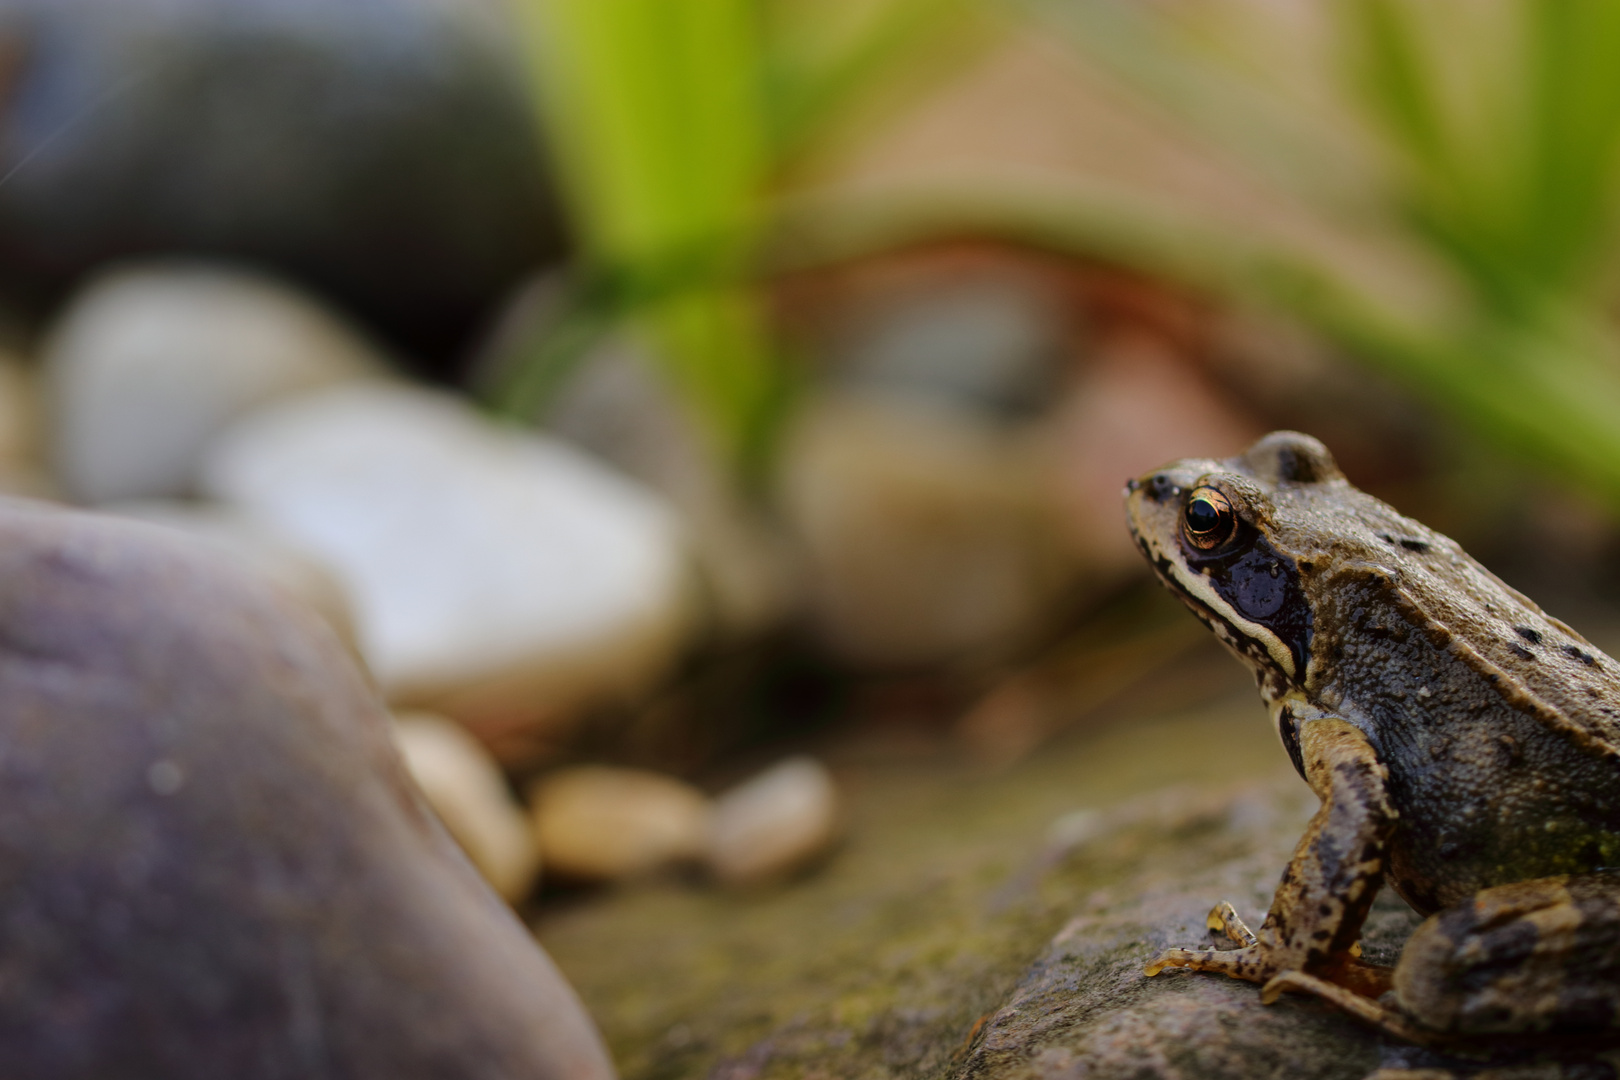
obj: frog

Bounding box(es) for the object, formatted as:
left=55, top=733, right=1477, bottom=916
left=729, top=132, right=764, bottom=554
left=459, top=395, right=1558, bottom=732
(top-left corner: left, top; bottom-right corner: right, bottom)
left=1123, top=430, right=1620, bottom=1066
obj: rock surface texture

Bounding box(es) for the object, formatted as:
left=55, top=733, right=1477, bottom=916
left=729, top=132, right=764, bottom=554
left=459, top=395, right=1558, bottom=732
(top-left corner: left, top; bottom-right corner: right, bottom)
left=0, top=499, right=613, bottom=1079
left=540, top=682, right=1415, bottom=1079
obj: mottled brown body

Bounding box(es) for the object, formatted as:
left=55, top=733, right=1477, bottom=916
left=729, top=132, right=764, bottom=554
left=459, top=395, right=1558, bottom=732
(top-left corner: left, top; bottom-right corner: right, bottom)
left=1314, top=568, right=1620, bottom=915
left=1125, top=432, right=1620, bottom=1063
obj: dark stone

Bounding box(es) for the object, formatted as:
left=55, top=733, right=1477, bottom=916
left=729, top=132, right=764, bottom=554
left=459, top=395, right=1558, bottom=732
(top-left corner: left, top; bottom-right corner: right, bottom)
left=0, top=0, right=566, bottom=373
left=0, top=498, right=612, bottom=1079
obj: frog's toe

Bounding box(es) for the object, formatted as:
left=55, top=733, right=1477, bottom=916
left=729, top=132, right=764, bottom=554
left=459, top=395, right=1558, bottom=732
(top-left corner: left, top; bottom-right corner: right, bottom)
left=1143, top=944, right=1270, bottom=981
left=1142, top=946, right=1200, bottom=976
left=1206, top=900, right=1259, bottom=947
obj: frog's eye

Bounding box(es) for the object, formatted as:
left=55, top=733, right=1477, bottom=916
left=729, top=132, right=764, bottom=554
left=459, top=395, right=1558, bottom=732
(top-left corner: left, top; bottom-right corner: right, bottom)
left=1182, top=487, right=1236, bottom=551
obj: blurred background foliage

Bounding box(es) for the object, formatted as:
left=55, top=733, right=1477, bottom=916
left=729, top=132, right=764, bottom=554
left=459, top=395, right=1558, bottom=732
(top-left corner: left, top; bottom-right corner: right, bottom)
left=1027, top=0, right=1620, bottom=506
left=504, top=0, right=1620, bottom=507
left=498, top=0, right=989, bottom=471
left=14, top=0, right=1620, bottom=778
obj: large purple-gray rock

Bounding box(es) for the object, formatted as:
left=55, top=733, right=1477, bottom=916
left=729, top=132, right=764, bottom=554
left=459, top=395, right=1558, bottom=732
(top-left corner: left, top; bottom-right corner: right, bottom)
left=0, top=498, right=614, bottom=1079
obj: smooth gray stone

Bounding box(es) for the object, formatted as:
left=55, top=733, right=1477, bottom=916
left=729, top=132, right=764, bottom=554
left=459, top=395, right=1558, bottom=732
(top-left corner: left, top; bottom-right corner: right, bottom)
left=0, top=498, right=614, bottom=1079
left=0, top=0, right=564, bottom=369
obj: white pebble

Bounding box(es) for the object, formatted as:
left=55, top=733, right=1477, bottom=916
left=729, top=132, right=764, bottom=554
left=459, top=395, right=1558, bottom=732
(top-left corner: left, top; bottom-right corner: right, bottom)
left=44, top=262, right=385, bottom=503
left=201, top=383, right=694, bottom=748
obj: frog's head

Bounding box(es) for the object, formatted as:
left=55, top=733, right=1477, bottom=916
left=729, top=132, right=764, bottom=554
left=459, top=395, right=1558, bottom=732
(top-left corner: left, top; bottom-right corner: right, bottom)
left=1124, top=431, right=1345, bottom=701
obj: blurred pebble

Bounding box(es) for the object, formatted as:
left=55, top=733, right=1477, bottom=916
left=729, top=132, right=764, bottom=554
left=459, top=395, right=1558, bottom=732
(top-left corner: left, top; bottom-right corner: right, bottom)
left=200, top=383, right=694, bottom=761
left=706, top=756, right=840, bottom=886
left=478, top=280, right=795, bottom=637
left=774, top=269, right=1079, bottom=665
left=778, top=390, right=1075, bottom=666
left=530, top=766, right=712, bottom=883
left=392, top=712, right=540, bottom=903
left=104, top=500, right=360, bottom=657
left=44, top=263, right=386, bottom=504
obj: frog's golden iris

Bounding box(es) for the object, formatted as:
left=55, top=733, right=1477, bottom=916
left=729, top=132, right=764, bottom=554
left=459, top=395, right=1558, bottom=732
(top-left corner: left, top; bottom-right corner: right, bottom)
left=1182, top=486, right=1235, bottom=551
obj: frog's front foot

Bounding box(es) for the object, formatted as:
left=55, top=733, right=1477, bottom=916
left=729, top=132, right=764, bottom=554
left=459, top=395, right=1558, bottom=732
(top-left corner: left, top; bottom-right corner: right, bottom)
left=1145, top=901, right=1394, bottom=996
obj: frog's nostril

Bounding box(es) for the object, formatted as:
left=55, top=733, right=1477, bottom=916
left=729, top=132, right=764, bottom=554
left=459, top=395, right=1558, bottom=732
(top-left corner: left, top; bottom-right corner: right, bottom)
left=1125, top=477, right=1141, bottom=494
left=1145, top=473, right=1178, bottom=504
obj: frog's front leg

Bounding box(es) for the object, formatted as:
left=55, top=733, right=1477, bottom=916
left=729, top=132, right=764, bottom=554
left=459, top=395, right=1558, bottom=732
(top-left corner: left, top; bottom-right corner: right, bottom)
left=1146, top=712, right=1397, bottom=996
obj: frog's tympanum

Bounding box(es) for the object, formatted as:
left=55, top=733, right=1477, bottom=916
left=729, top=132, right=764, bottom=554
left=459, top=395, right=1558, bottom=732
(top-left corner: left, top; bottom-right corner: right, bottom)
left=1126, top=431, right=1620, bottom=1051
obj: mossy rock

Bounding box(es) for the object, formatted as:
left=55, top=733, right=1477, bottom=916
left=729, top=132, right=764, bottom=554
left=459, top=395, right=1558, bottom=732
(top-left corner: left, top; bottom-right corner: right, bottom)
left=538, top=684, right=1419, bottom=1078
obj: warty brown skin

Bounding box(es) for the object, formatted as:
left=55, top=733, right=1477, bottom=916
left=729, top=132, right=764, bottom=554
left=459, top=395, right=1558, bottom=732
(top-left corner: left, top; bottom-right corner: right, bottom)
left=1125, top=431, right=1620, bottom=1051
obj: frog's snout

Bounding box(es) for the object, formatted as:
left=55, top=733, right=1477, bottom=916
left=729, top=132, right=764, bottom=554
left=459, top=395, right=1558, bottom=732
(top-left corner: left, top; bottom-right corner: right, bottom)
left=1124, top=477, right=1141, bottom=494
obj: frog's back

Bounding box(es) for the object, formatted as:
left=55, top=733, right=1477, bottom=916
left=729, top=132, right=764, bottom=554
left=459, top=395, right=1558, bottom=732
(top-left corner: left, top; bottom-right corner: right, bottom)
left=1313, top=542, right=1620, bottom=915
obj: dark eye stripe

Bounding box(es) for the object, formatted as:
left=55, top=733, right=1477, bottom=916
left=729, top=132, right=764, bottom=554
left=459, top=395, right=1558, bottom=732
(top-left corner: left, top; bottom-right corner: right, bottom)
left=1199, top=529, right=1313, bottom=680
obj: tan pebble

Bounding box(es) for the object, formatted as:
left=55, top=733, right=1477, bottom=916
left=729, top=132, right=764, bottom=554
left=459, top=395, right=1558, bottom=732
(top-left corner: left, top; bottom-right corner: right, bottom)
left=706, top=756, right=839, bottom=886
left=392, top=712, right=539, bottom=902
left=530, top=766, right=711, bottom=882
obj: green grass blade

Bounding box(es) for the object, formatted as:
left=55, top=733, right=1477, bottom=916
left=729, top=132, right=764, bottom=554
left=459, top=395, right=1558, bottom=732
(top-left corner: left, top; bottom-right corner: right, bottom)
left=511, top=0, right=781, bottom=466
